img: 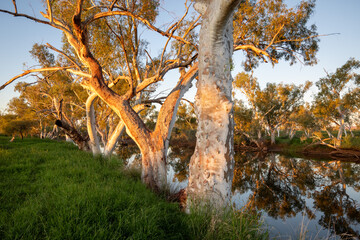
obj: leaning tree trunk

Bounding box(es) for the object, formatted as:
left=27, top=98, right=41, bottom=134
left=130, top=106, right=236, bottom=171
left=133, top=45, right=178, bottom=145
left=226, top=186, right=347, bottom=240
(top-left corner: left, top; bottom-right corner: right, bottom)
left=187, top=0, right=241, bottom=211
left=103, top=104, right=145, bottom=157
left=55, top=119, right=90, bottom=151
left=86, top=93, right=101, bottom=155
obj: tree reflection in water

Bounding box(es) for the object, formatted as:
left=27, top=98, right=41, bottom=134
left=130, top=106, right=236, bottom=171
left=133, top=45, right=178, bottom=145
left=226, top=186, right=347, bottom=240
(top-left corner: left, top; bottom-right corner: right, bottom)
left=232, top=153, right=360, bottom=239
left=166, top=149, right=360, bottom=239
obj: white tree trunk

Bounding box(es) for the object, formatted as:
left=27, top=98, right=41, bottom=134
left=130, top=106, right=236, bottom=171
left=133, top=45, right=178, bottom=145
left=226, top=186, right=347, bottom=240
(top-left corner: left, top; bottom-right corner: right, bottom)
left=103, top=121, right=125, bottom=157
left=187, top=0, right=240, bottom=211
left=86, top=93, right=101, bottom=155
left=140, top=141, right=167, bottom=191
left=336, top=118, right=345, bottom=147
left=270, top=129, right=276, bottom=145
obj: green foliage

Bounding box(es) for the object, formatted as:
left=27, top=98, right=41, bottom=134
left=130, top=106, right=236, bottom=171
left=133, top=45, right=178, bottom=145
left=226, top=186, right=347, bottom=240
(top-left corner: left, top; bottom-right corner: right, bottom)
left=0, top=137, right=266, bottom=240
left=234, top=0, right=319, bottom=70
left=341, top=135, right=360, bottom=150
left=2, top=119, right=37, bottom=139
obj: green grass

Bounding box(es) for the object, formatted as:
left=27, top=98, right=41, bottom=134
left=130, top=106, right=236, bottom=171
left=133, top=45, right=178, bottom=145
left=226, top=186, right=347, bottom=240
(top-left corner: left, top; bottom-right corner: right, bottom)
left=0, top=136, right=267, bottom=240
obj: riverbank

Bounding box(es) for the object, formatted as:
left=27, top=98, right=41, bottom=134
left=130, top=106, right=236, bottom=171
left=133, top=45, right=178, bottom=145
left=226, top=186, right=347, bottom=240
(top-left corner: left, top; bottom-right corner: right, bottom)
left=0, top=137, right=267, bottom=240
left=268, top=137, right=360, bottom=162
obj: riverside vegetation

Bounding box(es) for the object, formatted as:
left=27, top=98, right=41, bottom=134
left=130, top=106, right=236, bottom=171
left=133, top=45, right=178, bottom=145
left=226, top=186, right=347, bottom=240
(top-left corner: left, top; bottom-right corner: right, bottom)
left=0, top=136, right=268, bottom=240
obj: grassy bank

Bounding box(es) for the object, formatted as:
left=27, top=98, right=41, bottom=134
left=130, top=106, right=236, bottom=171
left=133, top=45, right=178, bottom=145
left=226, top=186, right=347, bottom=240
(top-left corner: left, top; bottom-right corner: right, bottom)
left=0, top=137, right=267, bottom=240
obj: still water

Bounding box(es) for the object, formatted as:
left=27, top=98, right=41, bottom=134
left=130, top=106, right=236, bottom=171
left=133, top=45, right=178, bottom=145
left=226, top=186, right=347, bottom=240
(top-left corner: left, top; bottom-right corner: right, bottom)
left=127, top=148, right=360, bottom=239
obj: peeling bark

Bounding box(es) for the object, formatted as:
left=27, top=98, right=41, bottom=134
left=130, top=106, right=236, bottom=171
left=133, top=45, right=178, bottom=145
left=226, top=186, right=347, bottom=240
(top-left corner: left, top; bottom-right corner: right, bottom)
left=141, top=138, right=167, bottom=191
left=187, top=0, right=241, bottom=210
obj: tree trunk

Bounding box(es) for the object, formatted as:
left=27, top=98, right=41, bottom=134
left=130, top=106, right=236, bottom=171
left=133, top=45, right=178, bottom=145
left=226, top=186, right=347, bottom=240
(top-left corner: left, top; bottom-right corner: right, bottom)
left=103, top=104, right=146, bottom=157
left=187, top=0, right=240, bottom=211
left=64, top=5, right=197, bottom=192
left=140, top=138, right=167, bottom=192
left=103, top=121, right=125, bottom=157
left=336, top=118, right=345, bottom=147
left=289, top=127, right=295, bottom=140
left=270, top=129, right=276, bottom=145
left=86, top=93, right=101, bottom=155
left=55, top=119, right=90, bottom=151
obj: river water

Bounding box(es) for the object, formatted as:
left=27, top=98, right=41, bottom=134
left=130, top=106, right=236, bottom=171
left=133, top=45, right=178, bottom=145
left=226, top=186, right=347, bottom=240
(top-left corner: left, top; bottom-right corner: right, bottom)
left=126, top=148, right=360, bottom=239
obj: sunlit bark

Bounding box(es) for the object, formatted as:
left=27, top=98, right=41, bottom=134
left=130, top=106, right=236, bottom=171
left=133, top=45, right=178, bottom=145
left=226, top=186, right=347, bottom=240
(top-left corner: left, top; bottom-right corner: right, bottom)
left=0, top=0, right=198, bottom=191
left=187, top=0, right=241, bottom=210
left=86, top=93, right=101, bottom=155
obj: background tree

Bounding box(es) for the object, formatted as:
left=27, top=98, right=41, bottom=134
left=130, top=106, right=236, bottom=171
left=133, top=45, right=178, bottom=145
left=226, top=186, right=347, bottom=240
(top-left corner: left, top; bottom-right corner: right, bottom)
left=234, top=72, right=311, bottom=144
left=295, top=104, right=318, bottom=139
left=312, top=58, right=360, bottom=148
left=233, top=0, right=319, bottom=69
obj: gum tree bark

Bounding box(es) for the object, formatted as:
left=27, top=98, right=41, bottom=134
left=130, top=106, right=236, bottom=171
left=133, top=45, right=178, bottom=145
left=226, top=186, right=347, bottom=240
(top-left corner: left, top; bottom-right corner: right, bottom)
left=0, top=0, right=198, bottom=192
left=86, top=93, right=101, bottom=155
left=103, top=104, right=146, bottom=157
left=187, top=0, right=242, bottom=210
left=69, top=7, right=198, bottom=189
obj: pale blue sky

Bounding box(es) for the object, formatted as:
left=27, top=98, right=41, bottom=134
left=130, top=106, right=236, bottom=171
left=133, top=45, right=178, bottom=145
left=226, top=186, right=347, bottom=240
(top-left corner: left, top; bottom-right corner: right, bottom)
left=0, top=0, right=359, bottom=112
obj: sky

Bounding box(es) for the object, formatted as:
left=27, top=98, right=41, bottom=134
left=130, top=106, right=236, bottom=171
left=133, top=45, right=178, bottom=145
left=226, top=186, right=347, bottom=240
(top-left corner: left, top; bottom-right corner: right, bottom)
left=0, top=0, right=359, bottom=112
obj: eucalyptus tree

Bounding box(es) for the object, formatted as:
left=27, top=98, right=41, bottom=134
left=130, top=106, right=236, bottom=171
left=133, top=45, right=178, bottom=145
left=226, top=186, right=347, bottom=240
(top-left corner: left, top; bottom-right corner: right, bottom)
left=4, top=98, right=38, bottom=139
left=256, top=82, right=311, bottom=144
left=233, top=0, right=319, bottom=68
left=234, top=72, right=311, bottom=144
left=233, top=100, right=263, bottom=148
left=312, top=58, right=360, bottom=148
left=295, top=104, right=318, bottom=139
left=13, top=43, right=91, bottom=149
left=0, top=0, right=199, bottom=191
left=0, top=0, right=320, bottom=203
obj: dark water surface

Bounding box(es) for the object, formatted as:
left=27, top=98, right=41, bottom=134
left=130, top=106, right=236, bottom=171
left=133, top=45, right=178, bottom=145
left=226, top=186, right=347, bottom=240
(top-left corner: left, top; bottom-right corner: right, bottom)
left=128, top=148, right=360, bottom=239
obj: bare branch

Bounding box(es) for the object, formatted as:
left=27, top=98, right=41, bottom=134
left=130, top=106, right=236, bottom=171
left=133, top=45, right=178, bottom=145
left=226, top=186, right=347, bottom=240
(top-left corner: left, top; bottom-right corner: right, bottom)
left=46, top=0, right=53, bottom=24
left=12, top=0, right=17, bottom=14
left=0, top=66, right=76, bottom=90
left=0, top=8, right=50, bottom=25
left=105, top=20, right=134, bottom=98
left=157, top=28, right=175, bottom=77
left=66, top=69, right=91, bottom=78
left=264, top=23, right=284, bottom=51
left=181, top=98, right=195, bottom=108
left=84, top=10, right=191, bottom=46
left=109, top=0, right=118, bottom=11
left=45, top=43, right=82, bottom=70
left=234, top=44, right=278, bottom=63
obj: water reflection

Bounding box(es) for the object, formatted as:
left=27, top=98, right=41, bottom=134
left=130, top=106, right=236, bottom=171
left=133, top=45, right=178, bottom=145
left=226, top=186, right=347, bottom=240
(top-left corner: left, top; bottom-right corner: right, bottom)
left=166, top=150, right=360, bottom=239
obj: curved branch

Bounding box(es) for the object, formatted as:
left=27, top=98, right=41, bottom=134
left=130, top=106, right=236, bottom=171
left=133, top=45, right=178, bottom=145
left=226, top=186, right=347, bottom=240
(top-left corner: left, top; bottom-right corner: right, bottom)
left=46, top=43, right=82, bottom=70
left=84, top=10, right=191, bottom=46
left=154, top=62, right=198, bottom=140
left=234, top=44, right=278, bottom=63
left=0, top=66, right=76, bottom=90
